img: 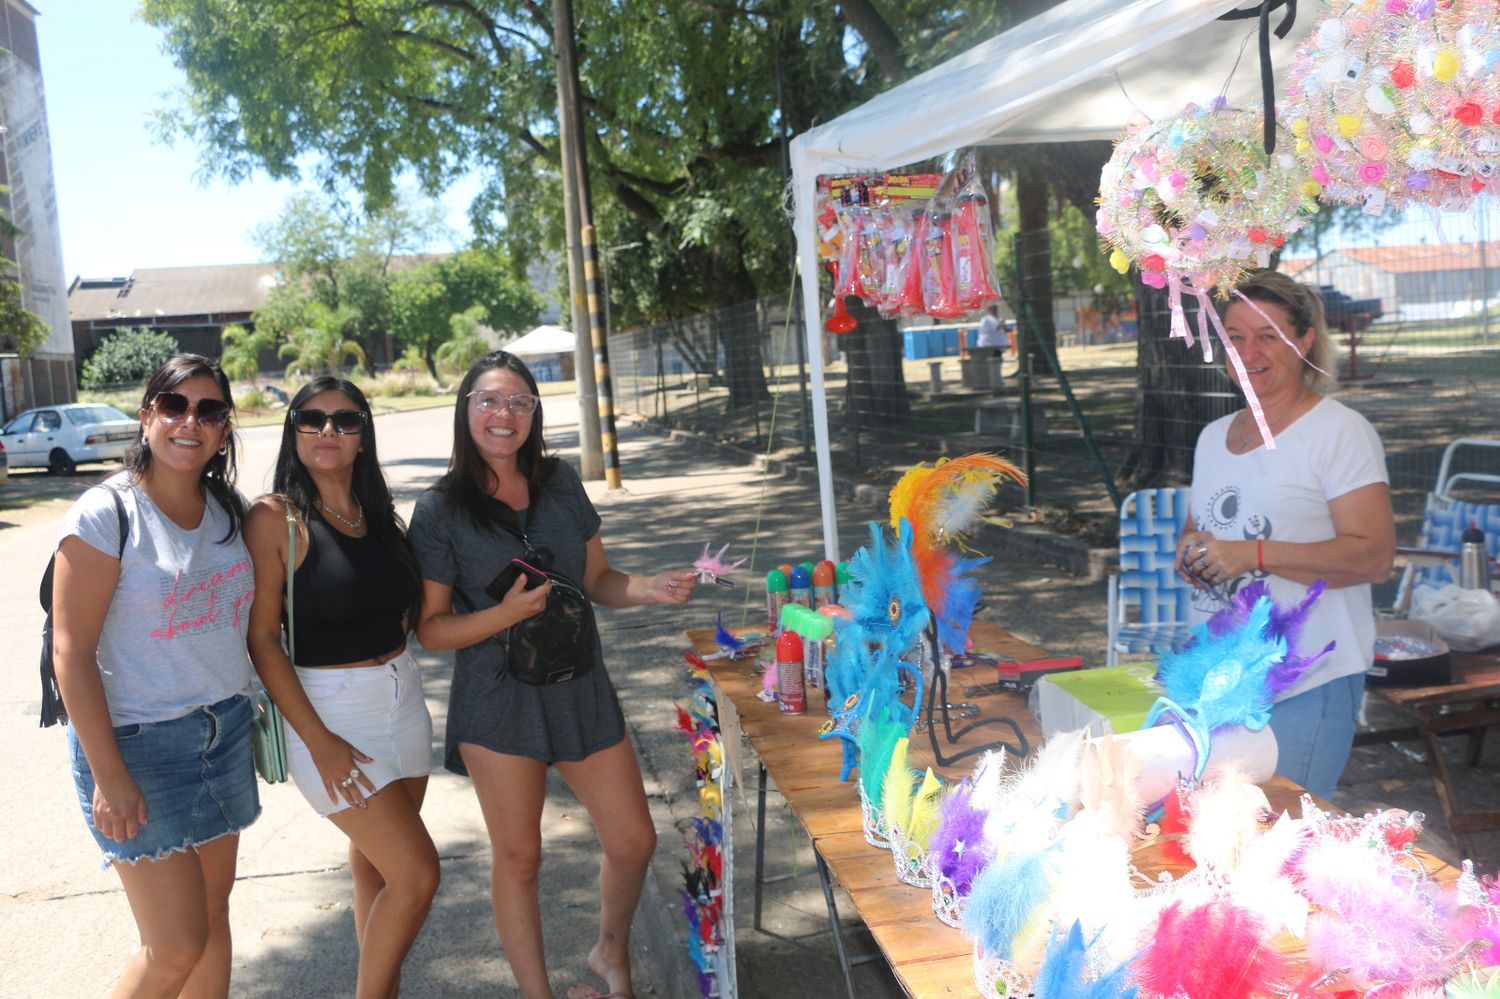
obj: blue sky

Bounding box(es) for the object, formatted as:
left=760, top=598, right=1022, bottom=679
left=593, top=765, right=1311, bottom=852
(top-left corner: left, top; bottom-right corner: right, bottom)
left=38, top=1, right=477, bottom=280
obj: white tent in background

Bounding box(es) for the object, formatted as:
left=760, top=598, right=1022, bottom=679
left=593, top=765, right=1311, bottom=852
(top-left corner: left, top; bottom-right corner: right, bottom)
left=503, top=324, right=576, bottom=356
left=789, top=0, right=1314, bottom=560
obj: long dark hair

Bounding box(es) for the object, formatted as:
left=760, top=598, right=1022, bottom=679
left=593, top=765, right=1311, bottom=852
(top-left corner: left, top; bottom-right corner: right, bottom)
left=125, top=353, right=245, bottom=543
left=437, top=350, right=557, bottom=531
left=274, top=377, right=422, bottom=618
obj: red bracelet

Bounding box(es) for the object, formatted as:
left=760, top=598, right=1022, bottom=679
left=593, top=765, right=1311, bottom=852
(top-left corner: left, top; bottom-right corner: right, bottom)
left=1257, top=538, right=1265, bottom=572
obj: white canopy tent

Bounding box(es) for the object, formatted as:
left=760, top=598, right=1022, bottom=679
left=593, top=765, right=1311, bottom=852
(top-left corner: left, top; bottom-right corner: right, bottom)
left=789, top=0, right=1315, bottom=560
left=503, top=324, right=576, bottom=356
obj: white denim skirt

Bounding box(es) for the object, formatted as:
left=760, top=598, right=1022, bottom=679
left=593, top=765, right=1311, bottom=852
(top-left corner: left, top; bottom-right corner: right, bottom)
left=285, top=651, right=434, bottom=816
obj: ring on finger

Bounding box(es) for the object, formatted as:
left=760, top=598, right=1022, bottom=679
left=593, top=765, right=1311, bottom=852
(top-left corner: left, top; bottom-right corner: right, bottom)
left=347, top=767, right=361, bottom=781
left=339, top=777, right=354, bottom=788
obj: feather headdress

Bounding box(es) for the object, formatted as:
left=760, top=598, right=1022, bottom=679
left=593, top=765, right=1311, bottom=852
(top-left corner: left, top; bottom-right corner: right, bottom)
left=881, top=737, right=917, bottom=835
left=1155, top=595, right=1297, bottom=733
left=930, top=757, right=1002, bottom=897
left=1133, top=899, right=1286, bottom=999
left=857, top=707, right=906, bottom=811
left=979, top=729, right=1085, bottom=858
left=1032, top=920, right=1140, bottom=999
left=906, top=768, right=946, bottom=850
left=888, top=453, right=1023, bottom=653
left=963, top=844, right=1058, bottom=962
left=1204, top=579, right=1334, bottom=699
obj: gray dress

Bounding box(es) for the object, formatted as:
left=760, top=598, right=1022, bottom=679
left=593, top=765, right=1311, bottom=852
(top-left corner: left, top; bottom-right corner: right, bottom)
left=409, top=461, right=624, bottom=773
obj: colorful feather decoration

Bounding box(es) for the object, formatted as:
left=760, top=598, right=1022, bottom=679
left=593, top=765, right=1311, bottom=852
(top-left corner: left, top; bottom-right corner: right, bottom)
left=1446, top=969, right=1500, bottom=998
left=962, top=843, right=1058, bottom=961
left=1032, top=920, right=1139, bottom=999
left=930, top=765, right=998, bottom=897
left=1132, top=899, right=1286, bottom=999
left=1204, top=579, right=1334, bottom=698
left=906, top=768, right=946, bottom=849
left=980, top=729, right=1084, bottom=857
left=887, top=462, right=936, bottom=532
left=1154, top=595, right=1292, bottom=733
left=1298, top=836, right=1459, bottom=986
left=881, top=737, right=917, bottom=835
left=857, top=708, right=905, bottom=811
left=1182, top=768, right=1272, bottom=872
left=1078, top=734, right=1146, bottom=843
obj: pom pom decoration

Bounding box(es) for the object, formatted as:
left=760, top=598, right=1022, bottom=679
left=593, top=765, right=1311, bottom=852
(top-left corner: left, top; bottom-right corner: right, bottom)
left=1096, top=102, right=1316, bottom=449
left=1285, top=0, right=1500, bottom=215
left=1132, top=898, right=1287, bottom=999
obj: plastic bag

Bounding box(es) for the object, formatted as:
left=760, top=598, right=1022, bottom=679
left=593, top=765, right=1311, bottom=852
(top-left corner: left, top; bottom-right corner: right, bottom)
left=1410, top=583, right=1500, bottom=652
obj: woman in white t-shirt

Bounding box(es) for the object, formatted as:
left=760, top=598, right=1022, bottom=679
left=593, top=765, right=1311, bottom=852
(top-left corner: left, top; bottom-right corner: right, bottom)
left=53, top=354, right=259, bottom=997
left=1174, top=271, right=1395, bottom=800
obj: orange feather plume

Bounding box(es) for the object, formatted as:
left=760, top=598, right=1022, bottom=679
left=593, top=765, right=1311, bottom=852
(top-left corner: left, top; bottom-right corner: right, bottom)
left=905, top=453, right=1025, bottom=548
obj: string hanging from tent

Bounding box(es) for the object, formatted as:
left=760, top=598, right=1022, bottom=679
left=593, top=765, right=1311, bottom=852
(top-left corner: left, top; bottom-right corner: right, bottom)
left=1216, top=0, right=1300, bottom=153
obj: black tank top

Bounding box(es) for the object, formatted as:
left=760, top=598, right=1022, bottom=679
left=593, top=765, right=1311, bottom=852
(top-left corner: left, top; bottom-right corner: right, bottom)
left=289, top=510, right=420, bottom=666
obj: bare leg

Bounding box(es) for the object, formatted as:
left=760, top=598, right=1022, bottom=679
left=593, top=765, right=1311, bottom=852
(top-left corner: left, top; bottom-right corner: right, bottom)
left=178, top=834, right=240, bottom=999
left=108, top=836, right=236, bottom=998
left=328, top=777, right=439, bottom=999
left=556, top=738, right=656, bottom=999
left=348, top=777, right=430, bottom=951
left=461, top=743, right=552, bottom=999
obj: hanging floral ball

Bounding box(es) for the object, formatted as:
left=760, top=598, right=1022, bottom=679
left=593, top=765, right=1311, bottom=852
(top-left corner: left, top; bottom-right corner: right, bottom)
left=1095, top=102, right=1314, bottom=293
left=1285, top=0, right=1500, bottom=214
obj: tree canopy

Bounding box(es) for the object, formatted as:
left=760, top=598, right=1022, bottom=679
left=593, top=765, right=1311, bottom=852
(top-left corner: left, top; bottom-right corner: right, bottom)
left=141, top=1, right=1045, bottom=324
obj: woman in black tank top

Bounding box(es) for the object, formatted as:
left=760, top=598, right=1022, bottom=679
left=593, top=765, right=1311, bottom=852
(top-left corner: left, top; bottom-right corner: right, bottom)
left=244, top=377, right=437, bottom=997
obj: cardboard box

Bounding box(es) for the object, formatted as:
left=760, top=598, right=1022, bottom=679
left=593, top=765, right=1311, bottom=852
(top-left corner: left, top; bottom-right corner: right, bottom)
left=1034, top=664, right=1164, bottom=738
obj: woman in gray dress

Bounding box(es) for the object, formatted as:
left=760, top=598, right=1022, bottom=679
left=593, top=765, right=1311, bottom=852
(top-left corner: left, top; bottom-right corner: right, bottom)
left=410, top=351, right=697, bottom=999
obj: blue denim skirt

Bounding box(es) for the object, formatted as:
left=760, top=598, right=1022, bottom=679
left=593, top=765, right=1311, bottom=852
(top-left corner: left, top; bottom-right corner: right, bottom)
left=69, top=693, right=261, bottom=866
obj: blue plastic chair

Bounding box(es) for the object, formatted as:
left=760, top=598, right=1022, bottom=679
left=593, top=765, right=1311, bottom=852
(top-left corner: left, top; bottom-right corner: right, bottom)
left=1395, top=439, right=1500, bottom=612
left=1106, top=487, right=1195, bottom=667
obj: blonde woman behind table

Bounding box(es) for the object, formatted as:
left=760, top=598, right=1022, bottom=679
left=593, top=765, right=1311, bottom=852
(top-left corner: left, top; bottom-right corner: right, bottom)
left=1175, top=270, right=1395, bottom=799
left=244, top=376, right=437, bottom=998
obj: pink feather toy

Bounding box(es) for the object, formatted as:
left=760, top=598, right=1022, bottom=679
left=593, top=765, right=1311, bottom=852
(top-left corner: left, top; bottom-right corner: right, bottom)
left=1132, top=898, right=1286, bottom=999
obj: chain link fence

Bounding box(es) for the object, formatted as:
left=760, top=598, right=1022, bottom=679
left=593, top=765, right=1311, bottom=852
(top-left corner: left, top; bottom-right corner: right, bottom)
left=609, top=219, right=1500, bottom=549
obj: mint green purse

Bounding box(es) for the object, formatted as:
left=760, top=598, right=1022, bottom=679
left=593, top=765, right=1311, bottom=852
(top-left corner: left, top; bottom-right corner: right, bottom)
left=250, top=508, right=295, bottom=784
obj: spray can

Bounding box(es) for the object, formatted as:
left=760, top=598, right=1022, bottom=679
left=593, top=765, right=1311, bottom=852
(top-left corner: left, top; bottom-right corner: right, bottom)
left=765, top=569, right=789, bottom=630
left=1461, top=522, right=1492, bottom=591
left=812, top=561, right=837, bottom=609
left=835, top=560, right=851, bottom=604
left=776, top=631, right=806, bottom=714
left=777, top=563, right=795, bottom=583
left=781, top=604, right=833, bottom=695
left=789, top=565, right=813, bottom=608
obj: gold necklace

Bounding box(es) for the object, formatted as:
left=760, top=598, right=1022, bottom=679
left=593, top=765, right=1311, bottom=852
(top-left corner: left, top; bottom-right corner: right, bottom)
left=319, top=498, right=365, bottom=534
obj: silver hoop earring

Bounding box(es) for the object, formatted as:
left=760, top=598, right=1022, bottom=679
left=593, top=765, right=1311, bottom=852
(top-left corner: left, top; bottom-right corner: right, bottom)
left=217, top=442, right=229, bottom=456
left=140, top=433, right=148, bottom=447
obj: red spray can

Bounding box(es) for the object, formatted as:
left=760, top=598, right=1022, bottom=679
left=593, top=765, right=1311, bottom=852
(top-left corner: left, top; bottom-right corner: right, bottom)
left=776, top=631, right=806, bottom=715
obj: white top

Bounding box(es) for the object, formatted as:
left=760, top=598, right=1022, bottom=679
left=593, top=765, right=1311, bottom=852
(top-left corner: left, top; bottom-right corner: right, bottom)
left=57, top=474, right=255, bottom=725
left=976, top=314, right=1009, bottom=349
left=1188, top=397, right=1388, bottom=699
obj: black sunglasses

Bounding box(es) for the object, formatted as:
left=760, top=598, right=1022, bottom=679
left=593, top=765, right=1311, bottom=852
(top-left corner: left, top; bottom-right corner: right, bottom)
left=153, top=392, right=232, bottom=428
left=291, top=408, right=368, bottom=436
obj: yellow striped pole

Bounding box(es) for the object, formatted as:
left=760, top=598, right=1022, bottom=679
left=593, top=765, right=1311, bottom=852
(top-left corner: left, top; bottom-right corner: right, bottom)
left=581, top=225, right=621, bottom=488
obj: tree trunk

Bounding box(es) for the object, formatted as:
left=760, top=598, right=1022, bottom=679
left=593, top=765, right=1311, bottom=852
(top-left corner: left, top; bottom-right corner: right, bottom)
left=424, top=345, right=440, bottom=382
left=1015, top=164, right=1059, bottom=377
left=843, top=296, right=910, bottom=423
left=707, top=239, right=770, bottom=411
left=1116, top=277, right=1239, bottom=488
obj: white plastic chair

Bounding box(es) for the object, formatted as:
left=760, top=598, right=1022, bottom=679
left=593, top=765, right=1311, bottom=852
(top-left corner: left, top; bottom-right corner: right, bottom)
left=1106, top=487, right=1195, bottom=667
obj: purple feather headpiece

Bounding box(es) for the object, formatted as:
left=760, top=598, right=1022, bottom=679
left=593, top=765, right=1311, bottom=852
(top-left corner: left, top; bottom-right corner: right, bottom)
left=929, top=777, right=991, bottom=897
left=1204, top=580, right=1334, bottom=700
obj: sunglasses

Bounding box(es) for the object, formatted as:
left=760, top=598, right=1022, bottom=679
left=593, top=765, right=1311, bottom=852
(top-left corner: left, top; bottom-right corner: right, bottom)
left=153, top=392, right=232, bottom=428
left=468, top=390, right=540, bottom=416
left=291, top=409, right=368, bottom=436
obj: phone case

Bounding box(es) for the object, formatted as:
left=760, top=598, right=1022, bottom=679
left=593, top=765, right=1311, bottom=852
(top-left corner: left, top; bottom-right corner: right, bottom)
left=486, top=558, right=548, bottom=601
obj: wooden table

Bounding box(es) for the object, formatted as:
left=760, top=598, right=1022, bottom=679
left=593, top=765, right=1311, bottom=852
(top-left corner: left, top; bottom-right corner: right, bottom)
left=1356, top=649, right=1500, bottom=859
left=692, top=623, right=1460, bottom=997
left=689, top=620, right=1049, bottom=997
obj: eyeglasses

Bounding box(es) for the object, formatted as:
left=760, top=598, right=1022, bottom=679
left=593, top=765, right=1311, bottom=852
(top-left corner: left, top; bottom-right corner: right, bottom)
left=468, top=390, right=540, bottom=416
left=291, top=409, right=368, bottom=436
left=153, top=392, right=232, bottom=428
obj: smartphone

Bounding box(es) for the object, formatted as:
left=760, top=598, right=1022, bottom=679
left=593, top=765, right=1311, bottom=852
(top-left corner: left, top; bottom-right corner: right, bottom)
left=485, top=558, right=549, bottom=601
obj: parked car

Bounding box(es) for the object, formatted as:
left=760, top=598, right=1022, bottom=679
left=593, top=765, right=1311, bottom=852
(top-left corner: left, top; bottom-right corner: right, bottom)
left=0, top=403, right=138, bottom=475
left=0, top=439, right=8, bottom=486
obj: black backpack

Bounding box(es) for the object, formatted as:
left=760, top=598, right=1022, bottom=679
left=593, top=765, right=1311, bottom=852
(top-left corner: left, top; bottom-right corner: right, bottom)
left=38, top=486, right=127, bottom=727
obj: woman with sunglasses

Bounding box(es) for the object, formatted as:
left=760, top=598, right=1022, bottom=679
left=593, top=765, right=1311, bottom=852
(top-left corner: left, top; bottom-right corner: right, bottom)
left=409, top=351, right=697, bottom=999
left=243, top=377, right=437, bottom=998
left=52, top=354, right=259, bottom=997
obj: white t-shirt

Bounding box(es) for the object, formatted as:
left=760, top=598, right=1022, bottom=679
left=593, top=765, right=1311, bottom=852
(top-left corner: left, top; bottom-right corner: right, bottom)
left=976, top=314, right=1008, bottom=349
left=57, top=474, right=256, bottom=725
left=1188, top=397, right=1388, bottom=699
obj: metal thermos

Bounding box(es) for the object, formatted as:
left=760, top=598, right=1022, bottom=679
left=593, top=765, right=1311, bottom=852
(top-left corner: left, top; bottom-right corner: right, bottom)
left=1460, top=522, right=1492, bottom=591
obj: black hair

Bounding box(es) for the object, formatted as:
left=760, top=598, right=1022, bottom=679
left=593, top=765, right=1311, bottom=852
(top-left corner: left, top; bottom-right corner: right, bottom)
left=125, top=353, right=245, bottom=543
left=274, top=376, right=422, bottom=623
left=436, top=350, right=557, bottom=531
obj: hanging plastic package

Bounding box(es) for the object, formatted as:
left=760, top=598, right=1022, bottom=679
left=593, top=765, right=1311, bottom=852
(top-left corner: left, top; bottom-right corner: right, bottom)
left=895, top=210, right=930, bottom=315
left=924, top=212, right=965, bottom=319
left=954, top=164, right=1003, bottom=311
left=875, top=207, right=911, bottom=318
left=834, top=190, right=869, bottom=303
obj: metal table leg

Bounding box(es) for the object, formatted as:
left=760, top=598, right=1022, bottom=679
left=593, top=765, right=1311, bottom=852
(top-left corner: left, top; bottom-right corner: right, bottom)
left=754, top=761, right=767, bottom=931
left=816, top=850, right=858, bottom=999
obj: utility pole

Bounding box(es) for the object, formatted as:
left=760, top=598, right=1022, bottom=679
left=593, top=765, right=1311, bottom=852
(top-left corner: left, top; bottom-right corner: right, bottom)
left=551, top=0, right=623, bottom=486
left=551, top=0, right=604, bottom=481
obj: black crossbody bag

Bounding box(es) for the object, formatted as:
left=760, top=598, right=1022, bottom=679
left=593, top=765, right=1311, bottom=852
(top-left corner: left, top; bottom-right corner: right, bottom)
left=38, top=485, right=128, bottom=727
left=490, top=514, right=599, bottom=686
